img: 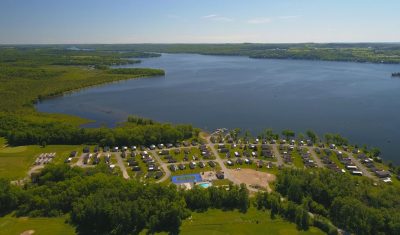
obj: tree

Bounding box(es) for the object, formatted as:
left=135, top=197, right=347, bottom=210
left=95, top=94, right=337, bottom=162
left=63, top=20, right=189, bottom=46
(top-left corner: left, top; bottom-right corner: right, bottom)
left=370, top=147, right=381, bottom=157
left=306, top=130, right=318, bottom=143
left=282, top=129, right=295, bottom=140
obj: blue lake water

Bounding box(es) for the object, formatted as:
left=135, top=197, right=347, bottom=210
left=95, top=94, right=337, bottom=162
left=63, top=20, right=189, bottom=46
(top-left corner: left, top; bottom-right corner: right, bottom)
left=36, top=53, right=400, bottom=163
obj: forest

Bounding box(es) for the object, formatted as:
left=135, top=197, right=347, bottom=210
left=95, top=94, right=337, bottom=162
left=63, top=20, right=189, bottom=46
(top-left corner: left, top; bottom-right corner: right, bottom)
left=255, top=169, right=400, bottom=235
left=0, top=164, right=250, bottom=234
left=74, top=43, right=400, bottom=64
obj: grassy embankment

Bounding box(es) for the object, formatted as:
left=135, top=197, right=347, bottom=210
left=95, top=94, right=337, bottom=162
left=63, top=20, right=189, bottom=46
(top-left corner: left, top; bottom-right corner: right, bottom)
left=0, top=208, right=323, bottom=235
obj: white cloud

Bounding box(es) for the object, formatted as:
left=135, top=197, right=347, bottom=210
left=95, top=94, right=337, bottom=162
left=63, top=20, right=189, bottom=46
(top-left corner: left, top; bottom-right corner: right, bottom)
left=247, top=17, right=272, bottom=24
left=202, top=14, right=218, bottom=19
left=202, top=14, right=234, bottom=22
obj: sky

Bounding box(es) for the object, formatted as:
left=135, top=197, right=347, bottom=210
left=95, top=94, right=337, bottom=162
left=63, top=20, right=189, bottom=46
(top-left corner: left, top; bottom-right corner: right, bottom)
left=0, top=0, right=399, bottom=44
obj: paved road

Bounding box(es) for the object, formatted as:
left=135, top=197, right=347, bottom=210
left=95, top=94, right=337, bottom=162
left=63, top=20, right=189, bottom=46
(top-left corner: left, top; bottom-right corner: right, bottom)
left=307, top=147, right=324, bottom=168
left=271, top=144, right=284, bottom=166
left=347, top=152, right=375, bottom=179
left=115, top=153, right=130, bottom=179
left=73, top=153, right=86, bottom=167
left=151, top=150, right=171, bottom=183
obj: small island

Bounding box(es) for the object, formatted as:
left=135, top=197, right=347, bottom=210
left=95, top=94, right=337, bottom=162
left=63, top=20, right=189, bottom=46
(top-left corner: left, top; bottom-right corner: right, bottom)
left=392, top=72, right=400, bottom=77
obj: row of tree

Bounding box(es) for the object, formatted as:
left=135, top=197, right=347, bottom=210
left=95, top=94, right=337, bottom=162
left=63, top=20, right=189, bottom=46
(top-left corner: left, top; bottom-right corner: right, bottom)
left=0, top=114, right=198, bottom=146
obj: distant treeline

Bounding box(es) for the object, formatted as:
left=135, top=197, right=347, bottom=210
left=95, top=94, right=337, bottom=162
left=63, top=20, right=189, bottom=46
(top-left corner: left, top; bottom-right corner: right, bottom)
left=61, top=43, right=400, bottom=64
left=108, top=68, right=165, bottom=76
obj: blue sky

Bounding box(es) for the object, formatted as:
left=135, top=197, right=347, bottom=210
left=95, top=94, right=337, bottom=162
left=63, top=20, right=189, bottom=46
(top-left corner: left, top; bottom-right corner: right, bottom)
left=1, top=0, right=399, bottom=44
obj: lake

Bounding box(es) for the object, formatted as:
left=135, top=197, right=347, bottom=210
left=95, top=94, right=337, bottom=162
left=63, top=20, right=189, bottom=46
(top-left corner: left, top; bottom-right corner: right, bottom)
left=36, top=53, right=400, bottom=163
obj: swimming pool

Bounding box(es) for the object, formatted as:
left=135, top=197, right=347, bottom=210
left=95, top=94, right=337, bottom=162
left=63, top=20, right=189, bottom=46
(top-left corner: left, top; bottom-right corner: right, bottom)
left=198, top=182, right=211, bottom=188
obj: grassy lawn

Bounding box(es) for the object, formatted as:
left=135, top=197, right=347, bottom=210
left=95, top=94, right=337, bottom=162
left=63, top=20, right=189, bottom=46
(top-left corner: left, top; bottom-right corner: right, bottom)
left=0, top=214, right=75, bottom=235
left=225, top=161, right=279, bottom=175
left=212, top=178, right=233, bottom=186
left=0, top=144, right=83, bottom=180
left=178, top=208, right=324, bottom=235
left=170, top=164, right=221, bottom=176
left=291, top=150, right=305, bottom=169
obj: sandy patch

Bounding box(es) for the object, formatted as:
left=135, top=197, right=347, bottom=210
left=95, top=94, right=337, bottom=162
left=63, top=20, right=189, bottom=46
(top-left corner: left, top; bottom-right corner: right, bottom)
left=228, top=168, right=276, bottom=192
left=20, top=230, right=35, bottom=235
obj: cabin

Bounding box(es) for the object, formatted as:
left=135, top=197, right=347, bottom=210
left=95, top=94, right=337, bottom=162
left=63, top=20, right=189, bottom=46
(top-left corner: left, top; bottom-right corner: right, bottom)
left=191, top=140, right=198, bottom=146
left=174, top=149, right=181, bottom=154
left=182, top=141, right=190, bottom=147
left=168, top=158, right=177, bottom=163
left=128, top=159, right=139, bottom=166
left=131, top=146, right=137, bottom=151
left=175, top=143, right=181, bottom=148
left=189, top=161, right=196, bottom=169
left=121, top=152, right=126, bottom=158
left=208, top=161, right=216, bottom=167
left=216, top=171, right=225, bottom=179
left=249, top=144, right=257, bottom=150
left=149, top=145, right=156, bottom=150
left=226, top=160, right=234, bottom=166
left=251, top=151, right=257, bottom=157
left=132, top=166, right=141, bottom=171
left=257, top=160, right=263, bottom=168
left=184, top=149, right=190, bottom=154
left=217, top=144, right=226, bottom=149
left=261, top=144, right=270, bottom=150
left=155, top=171, right=163, bottom=179
left=375, top=170, right=390, bottom=178
left=264, top=150, right=274, bottom=158
left=148, top=164, right=156, bottom=171
left=64, top=157, right=72, bottom=163
left=199, top=162, right=205, bottom=168
left=219, top=148, right=229, bottom=153
left=234, top=151, right=240, bottom=157
left=351, top=171, right=363, bottom=176
left=178, top=164, right=186, bottom=170
left=159, top=150, right=169, bottom=155
left=157, top=144, right=164, bottom=149
left=169, top=165, right=178, bottom=172
left=104, top=154, right=111, bottom=164
left=346, top=165, right=358, bottom=170
left=70, top=151, right=77, bottom=157
left=83, top=146, right=90, bottom=153
left=166, top=143, right=173, bottom=148
left=236, top=158, right=243, bottom=165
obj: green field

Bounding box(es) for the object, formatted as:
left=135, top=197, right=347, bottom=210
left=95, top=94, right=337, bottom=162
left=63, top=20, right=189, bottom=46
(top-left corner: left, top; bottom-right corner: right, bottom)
left=0, top=214, right=75, bottom=235
left=179, top=208, right=324, bottom=235
left=0, top=208, right=324, bottom=235
left=0, top=140, right=83, bottom=179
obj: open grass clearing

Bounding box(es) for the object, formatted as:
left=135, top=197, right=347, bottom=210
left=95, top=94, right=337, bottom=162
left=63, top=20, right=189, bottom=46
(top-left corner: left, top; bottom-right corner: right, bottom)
left=0, top=214, right=75, bottom=235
